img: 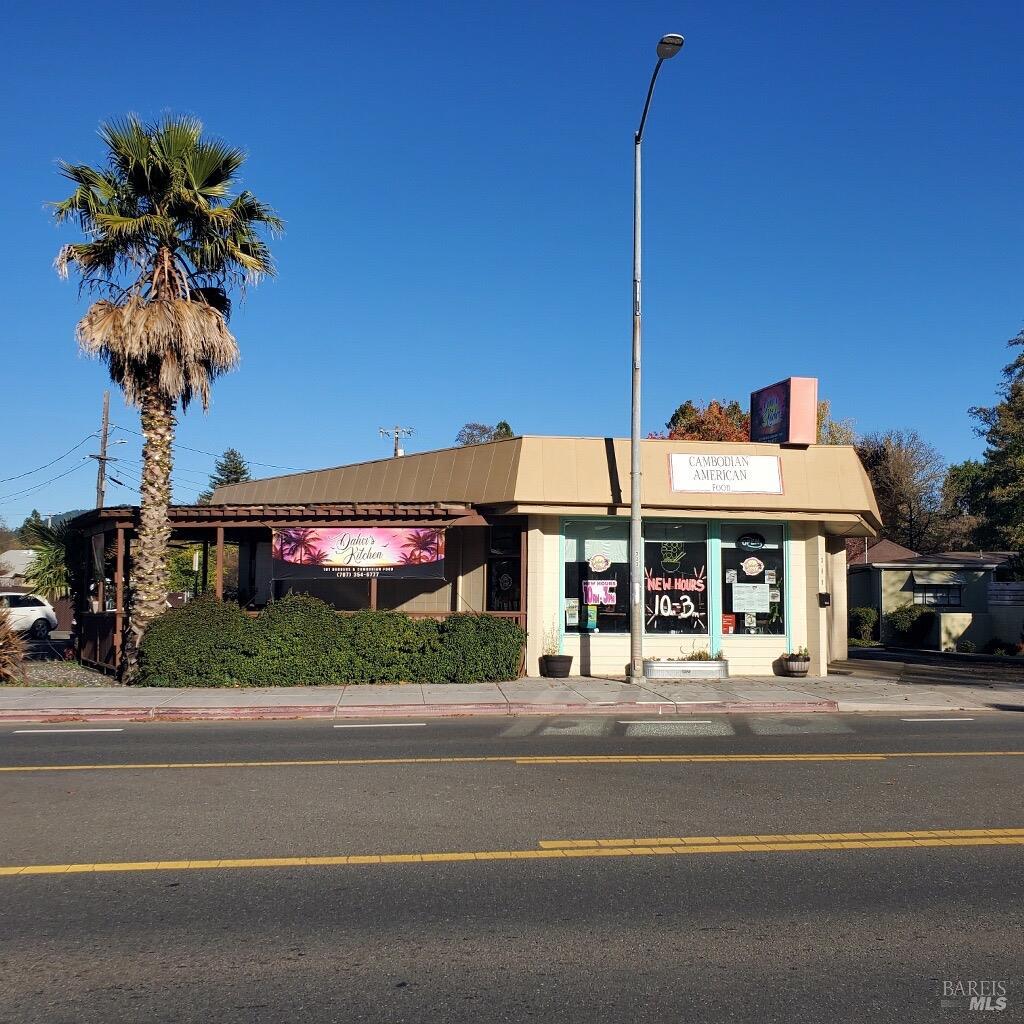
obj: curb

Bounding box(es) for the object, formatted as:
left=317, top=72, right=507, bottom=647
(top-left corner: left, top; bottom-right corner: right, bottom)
left=0, top=698, right=840, bottom=724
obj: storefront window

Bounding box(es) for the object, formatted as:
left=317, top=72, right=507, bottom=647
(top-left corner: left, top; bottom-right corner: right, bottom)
left=563, top=520, right=629, bottom=633
left=644, top=523, right=708, bottom=634
left=720, top=525, right=785, bottom=636
left=486, top=525, right=522, bottom=612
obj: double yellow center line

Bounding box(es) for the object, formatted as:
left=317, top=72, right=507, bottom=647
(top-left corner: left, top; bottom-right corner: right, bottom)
left=1, top=750, right=1023, bottom=773
left=2, top=828, right=1022, bottom=878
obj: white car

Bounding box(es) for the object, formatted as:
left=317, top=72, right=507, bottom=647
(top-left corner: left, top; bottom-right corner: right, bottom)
left=0, top=593, right=58, bottom=640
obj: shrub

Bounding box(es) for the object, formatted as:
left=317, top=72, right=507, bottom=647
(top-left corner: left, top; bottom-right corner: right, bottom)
left=251, top=593, right=351, bottom=685
left=955, top=639, right=977, bottom=654
left=882, top=605, right=936, bottom=648
left=436, top=614, right=525, bottom=683
left=848, top=607, right=878, bottom=642
left=138, top=593, right=260, bottom=686
left=136, top=595, right=526, bottom=687
left=0, top=608, right=26, bottom=684
left=983, top=638, right=1015, bottom=657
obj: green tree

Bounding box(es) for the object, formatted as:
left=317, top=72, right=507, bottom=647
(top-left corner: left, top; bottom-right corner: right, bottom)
left=0, top=519, right=17, bottom=553
left=969, top=329, right=1024, bottom=548
left=456, top=421, right=515, bottom=446
left=52, top=115, right=281, bottom=675
left=17, top=510, right=44, bottom=544
left=817, top=400, right=856, bottom=445
left=197, top=447, right=251, bottom=504
left=938, top=459, right=992, bottom=550
left=167, top=546, right=201, bottom=594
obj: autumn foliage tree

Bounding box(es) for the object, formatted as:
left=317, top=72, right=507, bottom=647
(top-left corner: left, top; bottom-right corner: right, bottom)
left=654, top=400, right=750, bottom=442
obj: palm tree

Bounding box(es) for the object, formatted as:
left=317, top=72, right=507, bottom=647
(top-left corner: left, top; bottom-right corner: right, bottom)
left=52, top=115, right=281, bottom=676
left=22, top=519, right=71, bottom=600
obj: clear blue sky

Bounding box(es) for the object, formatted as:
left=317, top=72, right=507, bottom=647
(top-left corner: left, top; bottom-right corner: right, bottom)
left=2, top=0, right=1022, bottom=525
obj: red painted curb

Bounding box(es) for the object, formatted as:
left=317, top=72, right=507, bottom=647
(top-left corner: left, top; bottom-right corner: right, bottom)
left=0, top=698, right=839, bottom=723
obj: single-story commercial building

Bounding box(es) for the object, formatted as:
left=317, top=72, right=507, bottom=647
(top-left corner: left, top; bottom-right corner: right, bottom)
left=70, top=436, right=880, bottom=677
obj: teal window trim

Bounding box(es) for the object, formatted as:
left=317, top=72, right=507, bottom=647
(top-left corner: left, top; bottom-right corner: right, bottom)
left=559, top=514, right=714, bottom=640
left=717, top=519, right=790, bottom=643
left=641, top=515, right=712, bottom=639
left=557, top=523, right=565, bottom=655
left=708, top=522, right=723, bottom=656
left=558, top=516, right=793, bottom=647
left=783, top=522, right=793, bottom=653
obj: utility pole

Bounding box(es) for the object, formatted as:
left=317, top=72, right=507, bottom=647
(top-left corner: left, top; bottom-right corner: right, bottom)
left=627, top=34, right=684, bottom=683
left=379, top=426, right=414, bottom=458
left=91, top=391, right=111, bottom=509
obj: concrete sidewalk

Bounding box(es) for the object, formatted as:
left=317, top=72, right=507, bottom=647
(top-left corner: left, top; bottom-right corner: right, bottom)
left=1, top=673, right=1022, bottom=723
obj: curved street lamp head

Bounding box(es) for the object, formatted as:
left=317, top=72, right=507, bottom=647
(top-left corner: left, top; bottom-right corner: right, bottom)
left=656, top=33, right=684, bottom=59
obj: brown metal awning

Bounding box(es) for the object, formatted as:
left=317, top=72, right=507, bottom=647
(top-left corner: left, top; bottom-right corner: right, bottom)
left=70, top=503, right=487, bottom=535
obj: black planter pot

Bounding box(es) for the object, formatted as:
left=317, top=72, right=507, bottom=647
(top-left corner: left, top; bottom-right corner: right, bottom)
left=540, top=654, right=573, bottom=678
left=781, top=657, right=811, bottom=678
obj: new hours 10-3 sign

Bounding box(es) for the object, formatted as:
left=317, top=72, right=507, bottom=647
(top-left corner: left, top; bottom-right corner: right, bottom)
left=272, top=527, right=446, bottom=580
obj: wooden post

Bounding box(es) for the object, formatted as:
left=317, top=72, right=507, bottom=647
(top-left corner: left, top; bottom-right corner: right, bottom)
left=96, top=532, right=106, bottom=612
left=518, top=525, right=529, bottom=677
left=215, top=527, right=225, bottom=600
left=369, top=577, right=378, bottom=610
left=113, top=527, right=125, bottom=667
left=519, top=526, right=528, bottom=621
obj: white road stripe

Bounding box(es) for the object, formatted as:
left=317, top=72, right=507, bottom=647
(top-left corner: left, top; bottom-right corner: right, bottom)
left=901, top=717, right=975, bottom=722
left=333, top=723, right=426, bottom=729
left=13, top=728, right=124, bottom=734
left=617, top=720, right=715, bottom=725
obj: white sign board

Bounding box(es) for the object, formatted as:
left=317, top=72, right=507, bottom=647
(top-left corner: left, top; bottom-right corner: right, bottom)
left=732, top=583, right=770, bottom=613
left=670, top=453, right=782, bottom=495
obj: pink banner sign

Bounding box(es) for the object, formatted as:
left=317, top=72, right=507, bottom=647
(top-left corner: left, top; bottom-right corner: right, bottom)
left=582, top=579, right=618, bottom=606
left=272, top=527, right=446, bottom=579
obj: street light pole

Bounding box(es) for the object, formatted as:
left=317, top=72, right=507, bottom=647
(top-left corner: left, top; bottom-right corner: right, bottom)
left=629, top=34, right=684, bottom=683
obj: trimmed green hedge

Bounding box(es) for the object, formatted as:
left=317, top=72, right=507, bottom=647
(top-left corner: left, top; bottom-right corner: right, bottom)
left=882, top=605, right=937, bottom=648
left=138, top=593, right=525, bottom=686
left=848, top=606, right=878, bottom=642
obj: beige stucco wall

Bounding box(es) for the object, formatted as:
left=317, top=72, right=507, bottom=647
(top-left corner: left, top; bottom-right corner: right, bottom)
left=378, top=526, right=485, bottom=613
left=827, top=535, right=849, bottom=663
left=525, top=514, right=838, bottom=678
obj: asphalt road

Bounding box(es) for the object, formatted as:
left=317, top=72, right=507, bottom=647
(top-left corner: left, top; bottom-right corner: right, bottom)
left=1, top=712, right=1022, bottom=1023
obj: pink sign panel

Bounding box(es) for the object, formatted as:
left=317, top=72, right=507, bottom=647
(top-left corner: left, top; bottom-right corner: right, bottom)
left=750, top=377, right=818, bottom=445
left=582, top=579, right=618, bottom=606
left=272, top=527, right=446, bottom=579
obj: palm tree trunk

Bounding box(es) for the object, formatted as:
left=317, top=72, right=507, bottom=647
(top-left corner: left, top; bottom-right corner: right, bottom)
left=122, top=376, right=175, bottom=680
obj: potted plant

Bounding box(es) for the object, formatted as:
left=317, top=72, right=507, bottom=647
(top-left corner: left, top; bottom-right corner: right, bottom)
left=643, top=648, right=729, bottom=680
left=780, top=647, right=811, bottom=678
left=540, top=625, right=573, bottom=678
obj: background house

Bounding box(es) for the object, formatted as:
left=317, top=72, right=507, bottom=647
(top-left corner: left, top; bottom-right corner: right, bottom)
left=848, top=542, right=1018, bottom=649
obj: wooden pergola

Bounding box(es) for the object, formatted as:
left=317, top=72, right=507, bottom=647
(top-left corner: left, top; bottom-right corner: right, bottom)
left=69, top=502, right=499, bottom=674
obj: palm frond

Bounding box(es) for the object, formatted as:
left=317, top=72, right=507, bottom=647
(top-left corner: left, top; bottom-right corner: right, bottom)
left=77, top=296, right=240, bottom=410
left=23, top=520, right=72, bottom=599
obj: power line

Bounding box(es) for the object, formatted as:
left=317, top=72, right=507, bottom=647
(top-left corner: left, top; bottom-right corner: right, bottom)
left=0, top=461, right=92, bottom=506
left=111, top=424, right=303, bottom=472
left=0, top=433, right=97, bottom=484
